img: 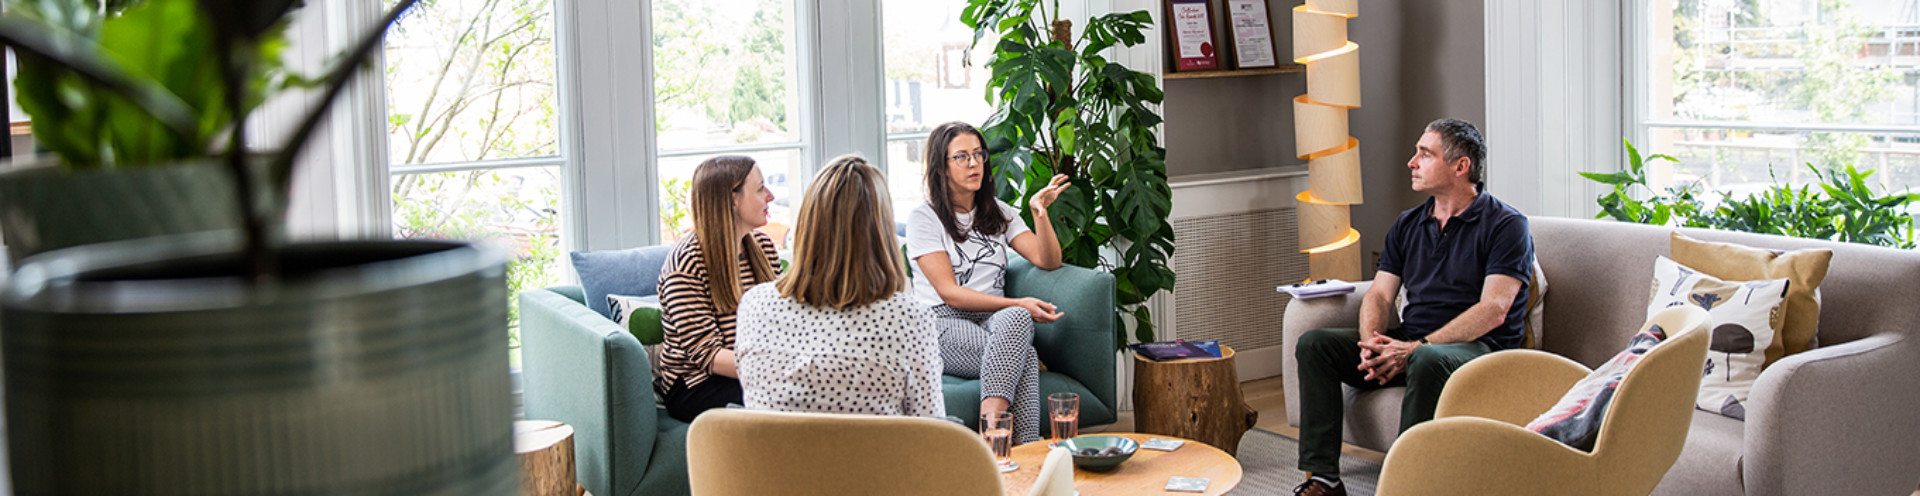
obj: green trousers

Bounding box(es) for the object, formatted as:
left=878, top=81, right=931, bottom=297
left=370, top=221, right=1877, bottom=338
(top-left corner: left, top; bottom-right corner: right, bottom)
left=1295, top=328, right=1492, bottom=473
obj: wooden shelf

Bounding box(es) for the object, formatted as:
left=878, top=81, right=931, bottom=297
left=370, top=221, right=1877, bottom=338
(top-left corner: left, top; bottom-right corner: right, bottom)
left=1162, top=64, right=1305, bottom=80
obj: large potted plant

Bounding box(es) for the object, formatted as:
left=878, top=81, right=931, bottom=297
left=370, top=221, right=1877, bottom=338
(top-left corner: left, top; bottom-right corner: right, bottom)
left=0, top=0, right=518, bottom=493
left=962, top=0, right=1176, bottom=346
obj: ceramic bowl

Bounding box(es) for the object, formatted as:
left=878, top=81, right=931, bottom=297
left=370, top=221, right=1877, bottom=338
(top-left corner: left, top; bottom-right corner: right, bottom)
left=1059, top=435, right=1139, bottom=472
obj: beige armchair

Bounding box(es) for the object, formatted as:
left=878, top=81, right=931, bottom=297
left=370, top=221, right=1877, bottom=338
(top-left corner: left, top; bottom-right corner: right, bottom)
left=686, top=409, right=1004, bottom=496
left=1377, top=306, right=1711, bottom=496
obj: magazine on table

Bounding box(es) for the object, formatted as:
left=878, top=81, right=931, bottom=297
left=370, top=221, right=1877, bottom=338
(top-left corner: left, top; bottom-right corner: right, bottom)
left=1128, top=340, right=1223, bottom=361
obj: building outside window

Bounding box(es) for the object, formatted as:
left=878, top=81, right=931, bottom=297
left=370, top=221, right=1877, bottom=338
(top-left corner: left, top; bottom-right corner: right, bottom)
left=1640, top=0, right=1920, bottom=202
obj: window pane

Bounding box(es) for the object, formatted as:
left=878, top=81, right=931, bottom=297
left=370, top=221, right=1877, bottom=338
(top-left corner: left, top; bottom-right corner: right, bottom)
left=657, top=149, right=804, bottom=250
left=1643, top=126, right=1920, bottom=200
left=653, top=0, right=800, bottom=150
left=881, top=0, right=997, bottom=134
left=392, top=167, right=564, bottom=353
left=886, top=138, right=929, bottom=221
left=384, top=0, right=559, bottom=165
left=1647, top=0, right=1912, bottom=126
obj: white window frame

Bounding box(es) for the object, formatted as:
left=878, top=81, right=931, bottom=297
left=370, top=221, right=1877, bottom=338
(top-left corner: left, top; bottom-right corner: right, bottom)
left=1624, top=0, right=1920, bottom=183
left=297, top=0, right=1164, bottom=267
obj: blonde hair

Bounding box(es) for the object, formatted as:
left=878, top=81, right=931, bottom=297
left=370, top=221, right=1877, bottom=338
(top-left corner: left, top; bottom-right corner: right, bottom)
left=690, top=155, right=778, bottom=314
left=776, top=155, right=908, bottom=310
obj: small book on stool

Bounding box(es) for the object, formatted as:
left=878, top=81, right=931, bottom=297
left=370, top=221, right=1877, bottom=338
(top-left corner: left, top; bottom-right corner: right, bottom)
left=1129, top=340, right=1222, bottom=361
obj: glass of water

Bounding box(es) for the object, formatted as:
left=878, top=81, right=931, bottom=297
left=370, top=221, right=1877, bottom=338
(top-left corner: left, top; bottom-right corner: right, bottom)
left=979, top=411, right=1017, bottom=472
left=1048, top=392, right=1079, bottom=447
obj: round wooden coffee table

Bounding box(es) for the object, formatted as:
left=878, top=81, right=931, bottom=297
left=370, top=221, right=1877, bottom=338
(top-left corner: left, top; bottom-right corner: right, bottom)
left=998, top=433, right=1242, bottom=496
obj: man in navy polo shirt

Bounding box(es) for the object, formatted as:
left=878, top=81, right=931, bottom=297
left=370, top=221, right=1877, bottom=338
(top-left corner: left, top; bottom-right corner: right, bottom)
left=1292, top=119, right=1533, bottom=496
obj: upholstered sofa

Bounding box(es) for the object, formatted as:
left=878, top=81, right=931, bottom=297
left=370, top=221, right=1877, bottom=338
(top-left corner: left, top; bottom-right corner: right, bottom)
left=1281, top=216, right=1920, bottom=495
left=520, top=248, right=1117, bottom=496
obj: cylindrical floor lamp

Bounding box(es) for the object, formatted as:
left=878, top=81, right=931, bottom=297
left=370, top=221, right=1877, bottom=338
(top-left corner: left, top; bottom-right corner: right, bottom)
left=1293, top=0, right=1362, bottom=281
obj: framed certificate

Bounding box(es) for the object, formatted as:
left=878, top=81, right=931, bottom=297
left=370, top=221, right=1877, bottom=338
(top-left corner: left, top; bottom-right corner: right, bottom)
left=1224, top=0, right=1277, bottom=69
left=1164, top=0, right=1220, bottom=72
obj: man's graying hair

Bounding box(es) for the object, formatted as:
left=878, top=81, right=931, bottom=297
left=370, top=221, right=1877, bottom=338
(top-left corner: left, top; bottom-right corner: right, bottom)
left=1425, top=119, right=1486, bottom=189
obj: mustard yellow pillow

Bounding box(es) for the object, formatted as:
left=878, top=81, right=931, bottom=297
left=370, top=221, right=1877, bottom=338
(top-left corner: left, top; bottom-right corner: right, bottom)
left=1670, top=233, right=1832, bottom=366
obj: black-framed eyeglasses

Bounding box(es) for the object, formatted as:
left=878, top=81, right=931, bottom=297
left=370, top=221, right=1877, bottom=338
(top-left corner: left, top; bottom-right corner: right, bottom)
left=948, top=150, right=989, bottom=164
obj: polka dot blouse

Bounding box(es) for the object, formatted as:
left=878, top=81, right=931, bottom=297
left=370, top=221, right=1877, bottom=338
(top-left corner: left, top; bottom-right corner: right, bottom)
left=734, top=283, right=946, bottom=418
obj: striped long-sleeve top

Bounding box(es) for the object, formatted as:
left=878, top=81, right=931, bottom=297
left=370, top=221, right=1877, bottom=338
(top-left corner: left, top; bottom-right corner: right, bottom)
left=654, top=231, right=781, bottom=397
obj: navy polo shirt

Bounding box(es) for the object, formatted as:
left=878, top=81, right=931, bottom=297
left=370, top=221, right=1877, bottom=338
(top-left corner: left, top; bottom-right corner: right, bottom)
left=1377, top=192, right=1533, bottom=350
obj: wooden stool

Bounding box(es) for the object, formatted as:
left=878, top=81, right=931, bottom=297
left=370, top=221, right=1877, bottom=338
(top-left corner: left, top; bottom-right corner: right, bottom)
left=515, top=420, right=577, bottom=496
left=1132, top=345, right=1258, bottom=455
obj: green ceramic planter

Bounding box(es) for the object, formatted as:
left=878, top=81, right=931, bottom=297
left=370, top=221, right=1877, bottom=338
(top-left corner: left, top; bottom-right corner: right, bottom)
left=0, top=159, right=243, bottom=263
left=2, top=235, right=517, bottom=494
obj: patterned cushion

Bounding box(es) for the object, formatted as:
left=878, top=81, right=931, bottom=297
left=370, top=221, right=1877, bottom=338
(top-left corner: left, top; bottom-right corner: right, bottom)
left=1670, top=233, right=1831, bottom=365
left=1646, top=256, right=1789, bottom=420
left=1526, top=322, right=1673, bottom=451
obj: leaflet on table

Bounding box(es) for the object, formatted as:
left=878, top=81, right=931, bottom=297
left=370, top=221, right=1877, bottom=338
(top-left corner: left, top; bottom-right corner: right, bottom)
left=1128, top=340, right=1223, bottom=361
left=1276, top=279, right=1356, bottom=299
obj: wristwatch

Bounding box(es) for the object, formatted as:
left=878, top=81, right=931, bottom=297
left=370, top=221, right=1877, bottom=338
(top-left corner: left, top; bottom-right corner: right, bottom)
left=1417, top=337, right=1430, bottom=345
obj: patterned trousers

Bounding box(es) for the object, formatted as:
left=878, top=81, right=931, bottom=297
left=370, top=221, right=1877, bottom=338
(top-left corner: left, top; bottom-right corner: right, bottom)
left=932, top=305, right=1041, bottom=444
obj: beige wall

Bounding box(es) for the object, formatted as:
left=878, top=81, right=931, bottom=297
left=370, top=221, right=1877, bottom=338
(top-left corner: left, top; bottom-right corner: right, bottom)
left=1165, top=0, right=1486, bottom=274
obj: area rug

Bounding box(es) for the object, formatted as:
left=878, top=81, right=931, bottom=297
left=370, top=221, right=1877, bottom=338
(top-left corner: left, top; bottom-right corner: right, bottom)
left=1231, top=428, right=1382, bottom=495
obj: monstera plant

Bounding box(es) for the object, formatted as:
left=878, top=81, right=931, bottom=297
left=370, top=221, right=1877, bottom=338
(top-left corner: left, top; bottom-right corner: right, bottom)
left=963, top=0, right=1175, bottom=347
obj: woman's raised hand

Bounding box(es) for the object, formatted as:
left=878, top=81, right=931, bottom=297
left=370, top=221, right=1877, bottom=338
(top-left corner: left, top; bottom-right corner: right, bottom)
left=1028, top=174, right=1070, bottom=212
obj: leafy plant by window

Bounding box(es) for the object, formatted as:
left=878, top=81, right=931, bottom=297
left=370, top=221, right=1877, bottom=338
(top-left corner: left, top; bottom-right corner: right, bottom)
left=1582, top=139, right=1919, bottom=249
left=962, top=0, right=1174, bottom=347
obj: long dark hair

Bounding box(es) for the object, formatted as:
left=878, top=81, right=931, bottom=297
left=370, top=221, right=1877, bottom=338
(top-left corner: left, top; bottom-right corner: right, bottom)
left=923, top=121, right=1009, bottom=243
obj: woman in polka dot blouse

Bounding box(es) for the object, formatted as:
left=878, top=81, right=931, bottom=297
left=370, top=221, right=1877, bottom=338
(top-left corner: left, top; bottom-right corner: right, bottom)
left=905, top=121, right=1072, bottom=443
left=735, top=155, right=945, bottom=417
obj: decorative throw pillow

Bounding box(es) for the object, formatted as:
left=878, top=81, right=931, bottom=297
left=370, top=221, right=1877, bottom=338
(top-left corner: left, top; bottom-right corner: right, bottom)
left=1670, top=233, right=1832, bottom=365
left=1646, top=256, right=1789, bottom=420
left=1525, top=321, right=1674, bottom=451
left=609, top=294, right=667, bottom=407
left=1396, top=258, right=1547, bottom=349
left=608, top=294, right=665, bottom=346
left=569, top=245, right=676, bottom=319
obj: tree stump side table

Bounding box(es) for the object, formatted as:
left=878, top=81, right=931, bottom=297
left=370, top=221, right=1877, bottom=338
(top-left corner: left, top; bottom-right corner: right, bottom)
left=515, top=420, right=577, bottom=496
left=1132, top=345, right=1258, bottom=455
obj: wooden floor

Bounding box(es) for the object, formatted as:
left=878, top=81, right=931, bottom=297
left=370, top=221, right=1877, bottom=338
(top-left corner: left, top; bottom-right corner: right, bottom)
left=1093, top=377, right=1920, bottom=496
left=1089, top=376, right=1387, bottom=466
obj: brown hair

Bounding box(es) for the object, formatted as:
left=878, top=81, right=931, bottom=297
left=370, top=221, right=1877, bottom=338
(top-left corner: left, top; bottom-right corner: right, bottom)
left=690, top=155, right=778, bottom=313
left=776, top=155, right=907, bottom=310
left=923, top=121, right=1009, bottom=243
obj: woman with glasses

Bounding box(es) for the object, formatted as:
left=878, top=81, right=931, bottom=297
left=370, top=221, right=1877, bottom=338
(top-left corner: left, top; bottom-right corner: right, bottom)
left=656, top=155, right=782, bottom=423
left=906, top=121, right=1070, bottom=443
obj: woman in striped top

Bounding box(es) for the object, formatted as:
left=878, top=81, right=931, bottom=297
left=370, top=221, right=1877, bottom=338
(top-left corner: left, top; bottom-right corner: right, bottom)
left=656, top=155, right=783, bottom=423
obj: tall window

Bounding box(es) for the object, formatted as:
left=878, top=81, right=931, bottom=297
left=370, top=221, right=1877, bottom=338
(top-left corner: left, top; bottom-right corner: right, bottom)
left=652, top=0, right=804, bottom=248
left=383, top=0, right=564, bottom=350
left=880, top=0, right=998, bottom=219
left=1640, top=0, right=1920, bottom=198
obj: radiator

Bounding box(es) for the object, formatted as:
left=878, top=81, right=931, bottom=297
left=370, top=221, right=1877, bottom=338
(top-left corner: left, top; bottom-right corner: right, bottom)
left=1154, top=166, right=1313, bottom=381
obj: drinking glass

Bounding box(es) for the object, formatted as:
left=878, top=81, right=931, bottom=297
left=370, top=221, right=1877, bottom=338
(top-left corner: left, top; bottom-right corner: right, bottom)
left=979, top=411, right=1018, bottom=472
left=1048, top=392, right=1079, bottom=447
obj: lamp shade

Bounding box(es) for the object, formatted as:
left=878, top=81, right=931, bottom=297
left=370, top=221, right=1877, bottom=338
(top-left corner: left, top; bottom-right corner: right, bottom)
left=1291, top=1, right=1362, bottom=281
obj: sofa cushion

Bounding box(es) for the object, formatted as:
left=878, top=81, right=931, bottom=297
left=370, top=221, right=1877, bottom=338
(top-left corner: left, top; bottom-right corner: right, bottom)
left=1650, top=411, right=1746, bottom=496
left=1671, top=233, right=1832, bottom=365
left=1525, top=325, right=1672, bottom=451
left=570, top=245, right=676, bottom=319
left=1647, top=256, right=1788, bottom=420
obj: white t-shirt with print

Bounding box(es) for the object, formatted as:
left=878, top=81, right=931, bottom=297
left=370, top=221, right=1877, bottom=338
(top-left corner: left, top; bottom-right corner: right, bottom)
left=906, top=200, right=1032, bottom=307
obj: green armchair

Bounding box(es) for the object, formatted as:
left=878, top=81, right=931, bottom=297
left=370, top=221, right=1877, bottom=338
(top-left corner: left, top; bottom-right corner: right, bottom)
left=520, top=250, right=1115, bottom=496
